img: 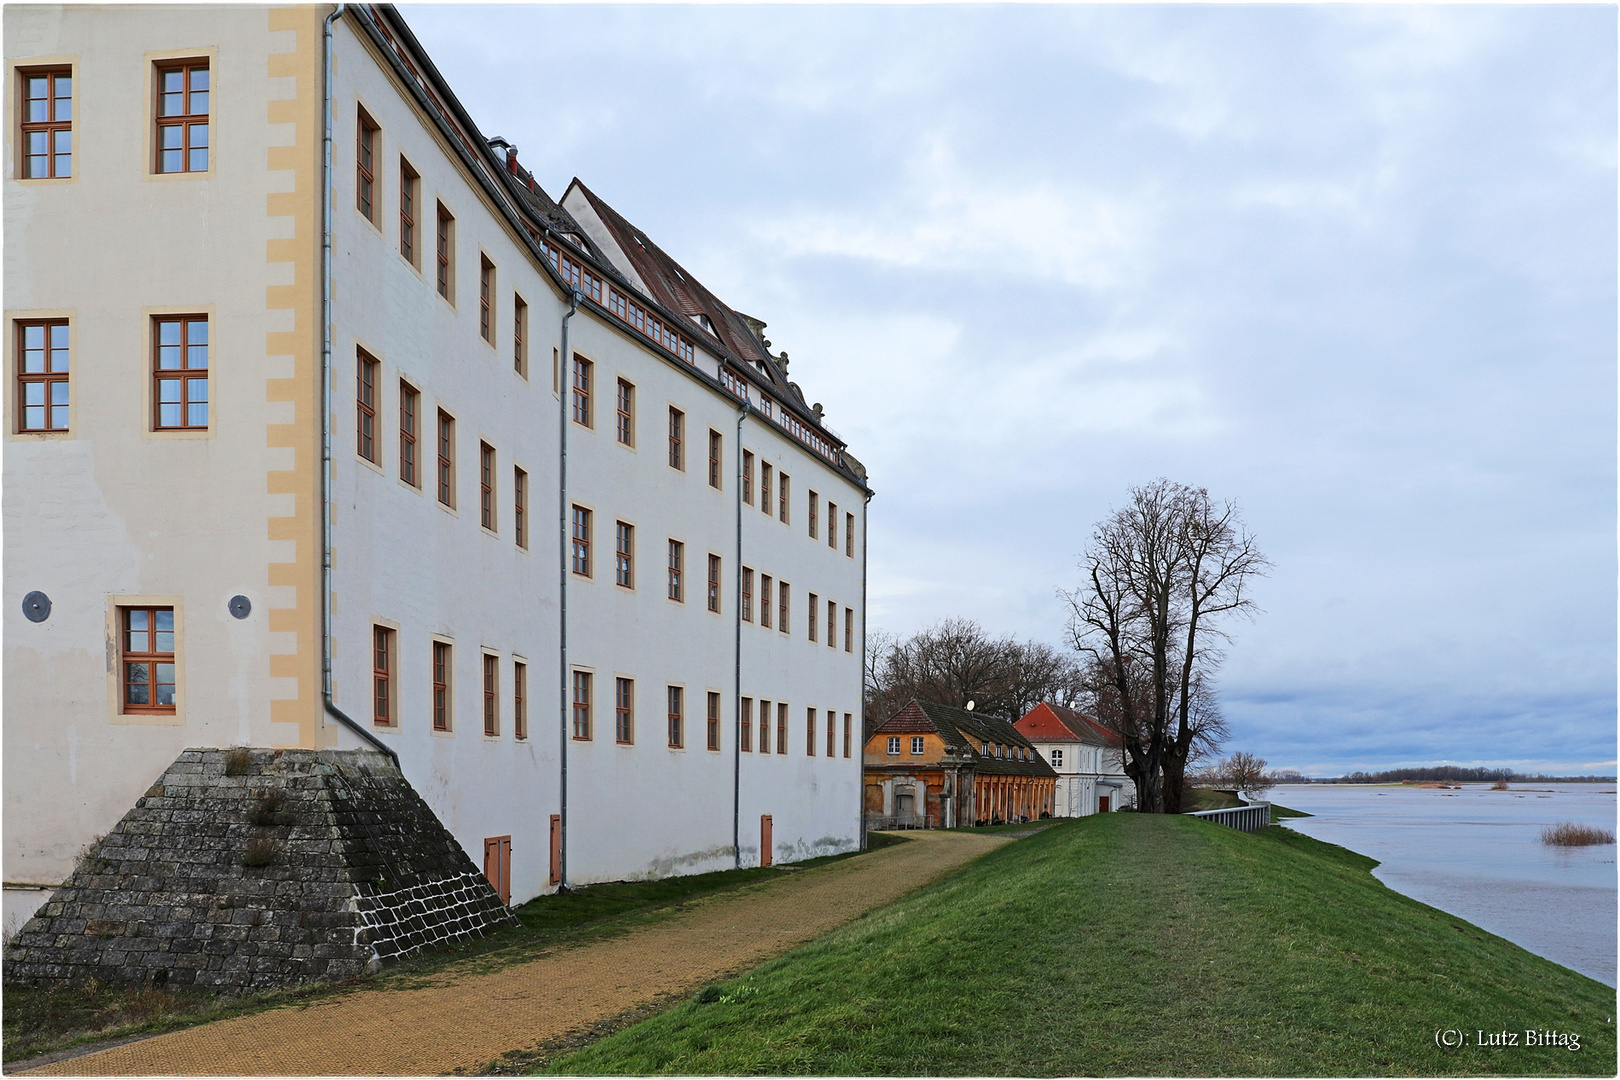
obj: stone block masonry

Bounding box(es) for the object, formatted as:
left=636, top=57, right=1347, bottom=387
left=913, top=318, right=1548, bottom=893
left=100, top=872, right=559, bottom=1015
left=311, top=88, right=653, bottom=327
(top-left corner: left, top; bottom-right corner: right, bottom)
left=3, top=748, right=517, bottom=990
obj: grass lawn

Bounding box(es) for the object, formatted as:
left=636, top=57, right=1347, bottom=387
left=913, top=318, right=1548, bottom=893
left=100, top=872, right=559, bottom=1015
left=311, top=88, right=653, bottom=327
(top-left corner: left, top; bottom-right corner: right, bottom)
left=1184, top=787, right=1247, bottom=811
left=2, top=854, right=857, bottom=1065
left=548, top=814, right=1616, bottom=1076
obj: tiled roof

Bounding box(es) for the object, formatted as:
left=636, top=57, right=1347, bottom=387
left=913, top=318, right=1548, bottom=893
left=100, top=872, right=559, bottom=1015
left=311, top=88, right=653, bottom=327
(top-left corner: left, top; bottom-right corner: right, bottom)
left=1015, top=703, right=1120, bottom=748
left=877, top=700, right=1058, bottom=779
left=569, top=181, right=796, bottom=397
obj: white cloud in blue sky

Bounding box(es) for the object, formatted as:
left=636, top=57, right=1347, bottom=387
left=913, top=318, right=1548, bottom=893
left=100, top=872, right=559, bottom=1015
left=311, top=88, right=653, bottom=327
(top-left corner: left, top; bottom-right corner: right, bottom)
left=404, top=4, right=1616, bottom=775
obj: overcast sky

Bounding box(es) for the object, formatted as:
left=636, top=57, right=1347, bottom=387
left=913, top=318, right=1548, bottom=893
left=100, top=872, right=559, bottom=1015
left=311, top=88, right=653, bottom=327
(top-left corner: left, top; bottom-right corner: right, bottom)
left=404, top=4, right=1616, bottom=776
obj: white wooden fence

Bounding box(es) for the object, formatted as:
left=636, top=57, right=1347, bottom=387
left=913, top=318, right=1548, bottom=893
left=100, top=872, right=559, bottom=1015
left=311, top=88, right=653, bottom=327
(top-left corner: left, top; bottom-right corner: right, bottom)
left=1185, top=802, right=1271, bottom=832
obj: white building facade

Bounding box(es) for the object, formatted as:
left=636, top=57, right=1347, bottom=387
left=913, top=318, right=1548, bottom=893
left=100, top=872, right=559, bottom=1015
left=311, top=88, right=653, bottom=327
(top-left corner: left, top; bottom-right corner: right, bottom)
left=5, top=4, right=868, bottom=923
left=1014, top=703, right=1135, bottom=817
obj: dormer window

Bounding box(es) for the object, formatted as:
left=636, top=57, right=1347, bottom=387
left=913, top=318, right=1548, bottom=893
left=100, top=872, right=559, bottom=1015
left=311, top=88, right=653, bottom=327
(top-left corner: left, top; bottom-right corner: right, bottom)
left=980, top=741, right=988, bottom=756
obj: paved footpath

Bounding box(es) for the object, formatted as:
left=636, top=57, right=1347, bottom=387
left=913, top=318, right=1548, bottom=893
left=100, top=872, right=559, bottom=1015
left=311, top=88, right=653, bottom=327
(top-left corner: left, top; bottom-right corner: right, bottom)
left=27, top=830, right=1009, bottom=1076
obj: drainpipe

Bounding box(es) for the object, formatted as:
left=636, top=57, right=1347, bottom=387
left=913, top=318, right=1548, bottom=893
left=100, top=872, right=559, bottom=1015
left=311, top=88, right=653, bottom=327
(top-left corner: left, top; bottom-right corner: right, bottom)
left=557, top=290, right=581, bottom=890
left=321, top=4, right=397, bottom=767
left=858, top=489, right=871, bottom=848
left=732, top=396, right=750, bottom=868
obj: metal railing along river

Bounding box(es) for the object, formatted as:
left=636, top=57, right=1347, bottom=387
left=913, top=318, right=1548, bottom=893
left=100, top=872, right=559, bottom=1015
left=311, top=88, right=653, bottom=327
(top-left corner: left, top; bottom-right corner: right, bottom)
left=1185, top=802, right=1271, bottom=833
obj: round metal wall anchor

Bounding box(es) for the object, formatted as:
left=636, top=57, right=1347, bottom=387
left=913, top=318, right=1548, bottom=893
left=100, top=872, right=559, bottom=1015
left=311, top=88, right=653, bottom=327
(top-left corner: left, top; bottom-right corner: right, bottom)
left=22, top=591, right=52, bottom=623
left=228, top=595, right=252, bottom=620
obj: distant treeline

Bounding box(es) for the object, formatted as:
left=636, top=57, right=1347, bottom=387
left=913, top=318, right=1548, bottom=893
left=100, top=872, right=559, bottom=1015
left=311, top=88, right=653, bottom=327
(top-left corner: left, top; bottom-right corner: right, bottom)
left=1323, top=767, right=1615, bottom=784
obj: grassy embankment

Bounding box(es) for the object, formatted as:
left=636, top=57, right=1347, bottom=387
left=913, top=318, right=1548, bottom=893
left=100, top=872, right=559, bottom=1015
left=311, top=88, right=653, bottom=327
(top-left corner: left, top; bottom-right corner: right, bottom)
left=548, top=813, right=1614, bottom=1077
left=2, top=840, right=900, bottom=1066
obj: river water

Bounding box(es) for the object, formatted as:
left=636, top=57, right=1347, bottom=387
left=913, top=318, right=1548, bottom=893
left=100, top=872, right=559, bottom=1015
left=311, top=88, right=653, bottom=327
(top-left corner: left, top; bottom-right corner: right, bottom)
left=1271, top=783, right=1617, bottom=986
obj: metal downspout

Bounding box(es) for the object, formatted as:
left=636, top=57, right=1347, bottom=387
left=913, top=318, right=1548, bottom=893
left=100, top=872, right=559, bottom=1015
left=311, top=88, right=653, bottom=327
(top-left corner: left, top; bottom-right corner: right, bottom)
left=732, top=398, right=750, bottom=867
left=859, top=490, right=871, bottom=848
left=557, top=291, right=581, bottom=890
left=321, top=4, right=397, bottom=767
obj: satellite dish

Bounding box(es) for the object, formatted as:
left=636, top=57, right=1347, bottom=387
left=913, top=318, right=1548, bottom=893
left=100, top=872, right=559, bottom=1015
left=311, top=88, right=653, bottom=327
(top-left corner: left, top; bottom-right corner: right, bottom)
left=966, top=700, right=975, bottom=711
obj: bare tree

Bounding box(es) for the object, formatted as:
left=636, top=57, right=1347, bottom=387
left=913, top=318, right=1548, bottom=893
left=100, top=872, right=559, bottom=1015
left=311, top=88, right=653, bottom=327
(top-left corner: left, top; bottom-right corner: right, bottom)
left=863, top=618, right=1086, bottom=724
left=1062, top=480, right=1268, bottom=813
left=1219, top=751, right=1275, bottom=799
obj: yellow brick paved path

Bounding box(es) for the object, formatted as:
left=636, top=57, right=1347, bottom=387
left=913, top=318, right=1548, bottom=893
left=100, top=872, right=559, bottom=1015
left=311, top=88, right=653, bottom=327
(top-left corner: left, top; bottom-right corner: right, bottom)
left=28, top=831, right=1008, bottom=1076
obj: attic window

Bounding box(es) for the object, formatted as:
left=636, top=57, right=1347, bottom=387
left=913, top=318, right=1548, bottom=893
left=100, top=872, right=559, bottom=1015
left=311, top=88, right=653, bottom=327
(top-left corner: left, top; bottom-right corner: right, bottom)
left=980, top=742, right=988, bottom=755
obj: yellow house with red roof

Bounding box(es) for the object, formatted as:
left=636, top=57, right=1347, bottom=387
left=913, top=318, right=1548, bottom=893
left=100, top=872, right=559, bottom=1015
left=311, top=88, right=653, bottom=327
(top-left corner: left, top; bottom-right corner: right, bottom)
left=863, top=700, right=1057, bottom=828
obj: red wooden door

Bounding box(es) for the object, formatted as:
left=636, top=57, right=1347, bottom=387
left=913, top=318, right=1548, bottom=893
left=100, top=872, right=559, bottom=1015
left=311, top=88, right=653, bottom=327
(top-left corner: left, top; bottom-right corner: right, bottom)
left=760, top=814, right=773, bottom=867
left=483, top=835, right=512, bottom=904
left=1099, top=795, right=1111, bottom=814
left=549, top=814, right=562, bottom=886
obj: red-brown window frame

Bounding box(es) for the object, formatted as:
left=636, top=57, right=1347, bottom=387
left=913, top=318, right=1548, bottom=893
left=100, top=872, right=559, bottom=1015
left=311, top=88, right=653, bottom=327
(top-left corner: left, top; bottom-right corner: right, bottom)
left=808, top=491, right=818, bottom=540
left=432, top=641, right=452, bottom=731
left=513, top=294, right=527, bottom=375
left=615, top=676, right=634, bottom=744
left=668, top=407, right=684, bottom=470
left=844, top=712, right=852, bottom=758
left=759, top=574, right=772, bottom=629
left=572, top=670, right=592, bottom=740
left=808, top=592, right=818, bottom=642
left=514, top=465, right=527, bottom=549
left=708, top=429, right=722, bottom=488
left=121, top=606, right=176, bottom=714
left=572, top=505, right=592, bottom=577
left=667, top=685, right=684, bottom=749
left=741, top=567, right=753, bottom=622
left=846, top=512, right=855, bottom=558
left=399, top=381, right=419, bottom=487
left=740, top=698, right=753, bottom=752
left=667, top=539, right=683, bottom=602
left=707, top=553, right=721, bottom=613
left=707, top=691, right=722, bottom=752
left=515, top=660, right=528, bottom=739
left=154, top=59, right=209, bottom=174
left=356, top=349, right=378, bottom=463
left=845, top=607, right=854, bottom=653
left=372, top=625, right=393, bottom=725
left=479, top=442, right=496, bottom=532
left=778, top=582, right=790, bottom=635
left=760, top=462, right=772, bottom=515
left=572, top=355, right=592, bottom=427
left=806, top=707, right=817, bottom=756
left=615, top=520, right=634, bottom=588
left=759, top=698, right=772, bottom=754
left=828, top=501, right=837, bottom=547
left=152, top=315, right=209, bottom=431
left=18, top=67, right=72, bottom=180
left=399, top=158, right=419, bottom=265
left=483, top=653, right=499, bottom=737
left=435, top=202, right=454, bottom=300
left=828, top=599, right=837, bottom=649
left=436, top=409, right=455, bottom=507
left=615, top=378, right=634, bottom=446
left=479, top=256, right=494, bottom=342
left=742, top=450, right=754, bottom=505
left=779, top=473, right=790, bottom=523
left=356, top=105, right=379, bottom=224
left=776, top=702, right=788, bottom=756
left=828, top=710, right=837, bottom=758
left=16, top=319, right=69, bottom=433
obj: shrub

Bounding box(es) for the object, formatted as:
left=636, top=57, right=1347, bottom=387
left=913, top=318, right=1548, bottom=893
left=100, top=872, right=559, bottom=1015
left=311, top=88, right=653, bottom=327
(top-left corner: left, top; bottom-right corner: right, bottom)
left=1540, top=822, right=1615, bottom=847
left=224, top=747, right=253, bottom=777
left=250, top=790, right=293, bottom=827
left=1491, top=778, right=1509, bottom=790
left=241, top=838, right=282, bottom=867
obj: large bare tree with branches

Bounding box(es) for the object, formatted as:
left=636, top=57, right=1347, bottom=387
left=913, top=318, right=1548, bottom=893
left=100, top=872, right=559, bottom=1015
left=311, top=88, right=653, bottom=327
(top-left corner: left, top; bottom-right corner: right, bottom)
left=1063, top=480, right=1268, bottom=813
